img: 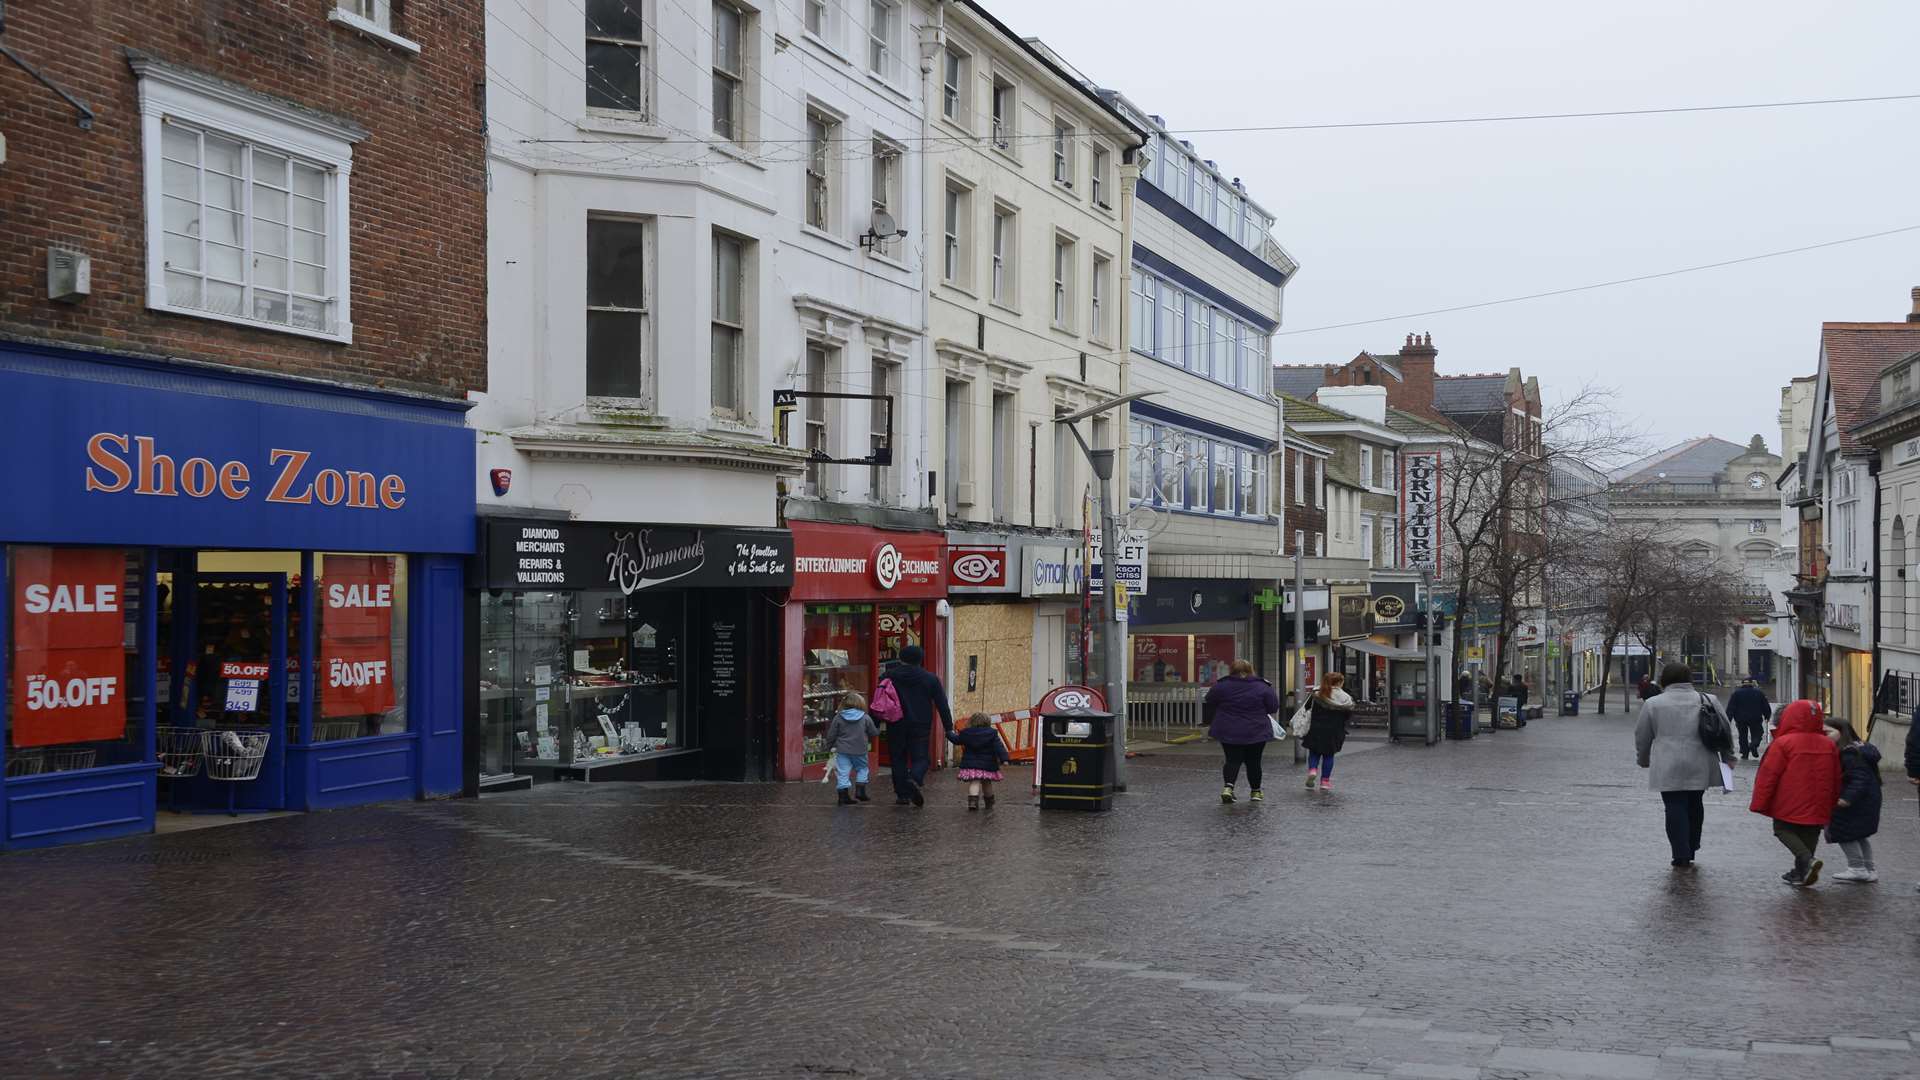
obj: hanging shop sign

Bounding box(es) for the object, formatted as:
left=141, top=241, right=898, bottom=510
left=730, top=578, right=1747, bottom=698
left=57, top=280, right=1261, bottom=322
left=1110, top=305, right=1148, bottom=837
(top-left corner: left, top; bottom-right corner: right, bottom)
left=1, top=343, right=474, bottom=553
left=789, top=523, right=945, bottom=601
left=480, top=519, right=794, bottom=592
left=10, top=547, right=126, bottom=747
left=943, top=538, right=1017, bottom=594
left=1743, top=624, right=1777, bottom=650
left=1125, top=578, right=1251, bottom=626
left=1400, top=451, right=1443, bottom=573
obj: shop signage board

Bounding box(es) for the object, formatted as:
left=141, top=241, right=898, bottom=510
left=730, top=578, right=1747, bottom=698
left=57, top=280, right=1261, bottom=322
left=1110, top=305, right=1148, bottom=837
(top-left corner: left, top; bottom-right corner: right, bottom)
left=789, top=522, right=945, bottom=601
left=947, top=543, right=1015, bottom=593
left=1132, top=635, right=1191, bottom=682
left=321, top=555, right=396, bottom=718
left=480, top=520, right=794, bottom=593
left=1088, top=528, right=1149, bottom=595
left=10, top=546, right=125, bottom=747
left=1023, top=545, right=1090, bottom=597
left=1126, top=579, right=1252, bottom=627
left=0, top=343, right=474, bottom=553
left=1331, top=586, right=1375, bottom=641
left=1400, top=451, right=1443, bottom=573
left=1369, top=581, right=1419, bottom=631
left=1037, top=684, right=1106, bottom=713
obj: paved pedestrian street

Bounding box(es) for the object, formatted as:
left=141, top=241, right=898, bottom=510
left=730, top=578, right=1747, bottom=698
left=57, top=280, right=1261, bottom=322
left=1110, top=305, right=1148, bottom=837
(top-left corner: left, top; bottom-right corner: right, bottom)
left=2, top=708, right=1915, bottom=1080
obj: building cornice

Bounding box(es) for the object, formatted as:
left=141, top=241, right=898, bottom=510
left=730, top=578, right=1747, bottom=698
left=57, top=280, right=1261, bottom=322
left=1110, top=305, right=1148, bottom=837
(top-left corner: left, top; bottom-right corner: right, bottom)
left=508, top=423, right=807, bottom=475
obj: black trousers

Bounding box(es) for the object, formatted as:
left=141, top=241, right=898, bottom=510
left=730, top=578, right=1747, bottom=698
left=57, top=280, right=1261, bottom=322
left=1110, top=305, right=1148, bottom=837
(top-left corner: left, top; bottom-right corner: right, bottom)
left=1661, top=790, right=1705, bottom=863
left=1734, top=718, right=1764, bottom=756
left=888, top=723, right=932, bottom=798
left=1222, top=741, right=1267, bottom=790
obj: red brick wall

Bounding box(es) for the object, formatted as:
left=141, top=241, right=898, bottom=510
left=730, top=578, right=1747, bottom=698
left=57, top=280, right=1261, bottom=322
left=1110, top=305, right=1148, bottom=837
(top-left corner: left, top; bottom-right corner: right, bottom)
left=0, top=1, right=486, bottom=398
left=1279, top=448, right=1328, bottom=554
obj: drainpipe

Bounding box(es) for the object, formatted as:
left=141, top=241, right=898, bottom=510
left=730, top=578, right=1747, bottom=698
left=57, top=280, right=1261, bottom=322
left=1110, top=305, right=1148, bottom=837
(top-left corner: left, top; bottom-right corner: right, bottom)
left=920, top=3, right=945, bottom=523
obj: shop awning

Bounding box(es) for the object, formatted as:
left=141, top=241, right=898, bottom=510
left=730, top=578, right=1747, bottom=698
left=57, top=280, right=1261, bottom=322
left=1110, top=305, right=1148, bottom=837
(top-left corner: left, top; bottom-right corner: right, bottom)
left=1340, top=639, right=1426, bottom=661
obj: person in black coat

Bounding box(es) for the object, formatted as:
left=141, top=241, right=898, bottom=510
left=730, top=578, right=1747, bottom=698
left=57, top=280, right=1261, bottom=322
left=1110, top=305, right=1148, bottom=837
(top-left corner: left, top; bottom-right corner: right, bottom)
left=947, top=712, right=1010, bottom=811
left=878, top=645, right=954, bottom=807
left=1302, top=673, right=1355, bottom=791
left=1724, top=680, right=1773, bottom=761
left=1824, top=718, right=1883, bottom=883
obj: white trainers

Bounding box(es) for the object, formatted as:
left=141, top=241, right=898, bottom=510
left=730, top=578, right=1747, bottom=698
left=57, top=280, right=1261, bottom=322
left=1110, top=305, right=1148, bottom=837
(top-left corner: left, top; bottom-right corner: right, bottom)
left=1832, top=867, right=1879, bottom=884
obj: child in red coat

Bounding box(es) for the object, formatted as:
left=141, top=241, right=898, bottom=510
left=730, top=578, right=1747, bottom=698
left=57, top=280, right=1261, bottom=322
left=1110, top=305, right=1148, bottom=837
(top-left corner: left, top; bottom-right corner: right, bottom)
left=1749, top=700, right=1843, bottom=887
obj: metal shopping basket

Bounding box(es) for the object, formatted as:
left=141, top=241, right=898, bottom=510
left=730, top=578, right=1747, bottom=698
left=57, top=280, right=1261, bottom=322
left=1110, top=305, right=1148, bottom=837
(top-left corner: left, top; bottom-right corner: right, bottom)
left=201, top=728, right=270, bottom=815
left=156, top=726, right=205, bottom=778
left=4, top=748, right=97, bottom=776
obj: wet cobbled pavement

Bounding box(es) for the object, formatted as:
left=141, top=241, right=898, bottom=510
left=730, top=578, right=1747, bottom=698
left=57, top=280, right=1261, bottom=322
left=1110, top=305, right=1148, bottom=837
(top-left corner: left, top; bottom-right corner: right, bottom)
left=2, top=706, right=1917, bottom=1079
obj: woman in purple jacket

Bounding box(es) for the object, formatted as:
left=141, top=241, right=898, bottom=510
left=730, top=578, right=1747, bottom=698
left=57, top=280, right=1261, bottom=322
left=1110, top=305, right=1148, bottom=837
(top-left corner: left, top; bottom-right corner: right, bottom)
left=1204, top=659, right=1281, bottom=804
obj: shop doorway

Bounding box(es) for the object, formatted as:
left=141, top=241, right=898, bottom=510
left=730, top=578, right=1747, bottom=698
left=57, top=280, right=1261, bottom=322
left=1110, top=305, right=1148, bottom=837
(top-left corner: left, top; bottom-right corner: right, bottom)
left=158, top=565, right=290, bottom=815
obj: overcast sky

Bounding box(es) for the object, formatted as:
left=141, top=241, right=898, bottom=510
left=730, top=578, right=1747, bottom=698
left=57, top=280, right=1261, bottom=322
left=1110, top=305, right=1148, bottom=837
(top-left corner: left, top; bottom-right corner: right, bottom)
left=1011, top=0, right=1920, bottom=455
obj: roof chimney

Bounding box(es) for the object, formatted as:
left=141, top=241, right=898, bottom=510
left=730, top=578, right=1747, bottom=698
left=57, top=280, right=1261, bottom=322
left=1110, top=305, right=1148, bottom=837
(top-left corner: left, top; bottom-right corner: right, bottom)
left=1909, top=286, right=1920, bottom=322
left=1397, top=333, right=1441, bottom=420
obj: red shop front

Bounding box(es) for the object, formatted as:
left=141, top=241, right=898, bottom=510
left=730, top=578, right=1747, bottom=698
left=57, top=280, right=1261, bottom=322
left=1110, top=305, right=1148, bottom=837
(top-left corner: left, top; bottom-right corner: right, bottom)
left=780, top=523, right=947, bottom=781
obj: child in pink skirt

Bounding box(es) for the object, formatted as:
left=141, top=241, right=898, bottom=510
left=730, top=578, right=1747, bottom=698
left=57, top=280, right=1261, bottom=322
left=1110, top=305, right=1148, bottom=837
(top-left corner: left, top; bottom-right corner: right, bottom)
left=947, top=711, right=1011, bottom=810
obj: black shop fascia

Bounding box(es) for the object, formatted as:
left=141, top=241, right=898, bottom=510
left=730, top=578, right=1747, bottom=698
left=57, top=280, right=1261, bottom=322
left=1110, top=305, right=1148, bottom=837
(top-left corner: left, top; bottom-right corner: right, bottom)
left=466, top=519, right=793, bottom=789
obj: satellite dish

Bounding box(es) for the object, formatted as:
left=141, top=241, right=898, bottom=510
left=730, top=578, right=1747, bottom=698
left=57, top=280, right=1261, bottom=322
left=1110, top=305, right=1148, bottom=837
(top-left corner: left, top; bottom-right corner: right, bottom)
left=870, top=208, right=898, bottom=236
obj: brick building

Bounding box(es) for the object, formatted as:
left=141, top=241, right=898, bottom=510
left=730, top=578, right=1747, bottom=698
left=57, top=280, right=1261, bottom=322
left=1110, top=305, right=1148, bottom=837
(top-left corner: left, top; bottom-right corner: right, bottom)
left=0, top=2, right=486, bottom=848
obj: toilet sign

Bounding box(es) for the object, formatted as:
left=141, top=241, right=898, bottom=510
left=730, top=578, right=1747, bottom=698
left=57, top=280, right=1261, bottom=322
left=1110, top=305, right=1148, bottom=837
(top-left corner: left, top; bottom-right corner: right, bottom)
left=10, top=547, right=127, bottom=747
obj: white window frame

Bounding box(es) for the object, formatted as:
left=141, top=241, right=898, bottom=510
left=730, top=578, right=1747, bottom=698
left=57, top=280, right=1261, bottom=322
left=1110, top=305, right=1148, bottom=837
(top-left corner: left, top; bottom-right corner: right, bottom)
left=1090, top=143, right=1112, bottom=209
left=1089, top=253, right=1112, bottom=345
left=942, top=176, right=973, bottom=288
left=711, top=2, right=748, bottom=142
left=1383, top=449, right=1397, bottom=492
left=803, top=345, right=831, bottom=496
left=990, top=72, right=1016, bottom=154
left=1314, top=458, right=1324, bottom=508
left=804, top=0, right=830, bottom=39
left=1360, top=446, right=1374, bottom=490
left=1316, top=531, right=1326, bottom=558
left=867, top=0, right=902, bottom=83
left=585, top=214, right=653, bottom=405
left=990, top=201, right=1017, bottom=307
left=1052, top=116, right=1076, bottom=188
left=1051, top=232, right=1076, bottom=331
left=804, top=106, right=840, bottom=233
left=1294, top=529, right=1305, bottom=555
left=1293, top=450, right=1304, bottom=506
left=710, top=230, right=750, bottom=420
left=330, top=1, right=420, bottom=53
left=1360, top=515, right=1375, bottom=567
left=869, top=359, right=895, bottom=504
left=135, top=56, right=358, bottom=343
left=940, top=43, right=973, bottom=129
left=583, top=0, right=650, bottom=116
left=869, top=135, right=903, bottom=255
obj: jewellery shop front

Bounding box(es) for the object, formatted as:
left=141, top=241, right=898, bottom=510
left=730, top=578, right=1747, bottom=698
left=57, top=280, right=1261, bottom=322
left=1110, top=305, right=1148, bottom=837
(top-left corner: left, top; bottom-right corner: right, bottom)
left=0, top=342, right=473, bottom=851
left=781, top=522, right=947, bottom=781
left=472, top=519, right=793, bottom=787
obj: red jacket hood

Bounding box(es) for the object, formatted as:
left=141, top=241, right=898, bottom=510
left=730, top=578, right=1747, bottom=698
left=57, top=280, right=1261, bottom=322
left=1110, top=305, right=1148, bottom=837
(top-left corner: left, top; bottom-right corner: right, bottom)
left=1776, top=699, right=1826, bottom=736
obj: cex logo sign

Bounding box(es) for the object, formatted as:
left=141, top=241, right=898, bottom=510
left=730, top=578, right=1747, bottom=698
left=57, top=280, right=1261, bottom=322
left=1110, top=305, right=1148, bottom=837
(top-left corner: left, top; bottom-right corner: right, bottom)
left=948, top=546, right=1007, bottom=587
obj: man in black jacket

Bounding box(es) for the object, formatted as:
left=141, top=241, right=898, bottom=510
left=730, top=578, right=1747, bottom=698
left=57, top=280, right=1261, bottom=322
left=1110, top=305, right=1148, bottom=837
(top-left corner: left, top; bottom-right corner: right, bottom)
left=1725, top=679, right=1773, bottom=761
left=879, top=645, right=954, bottom=807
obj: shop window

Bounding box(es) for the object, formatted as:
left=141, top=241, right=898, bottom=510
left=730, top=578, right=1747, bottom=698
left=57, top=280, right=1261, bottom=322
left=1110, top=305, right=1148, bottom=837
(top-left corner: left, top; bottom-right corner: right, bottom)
left=315, top=553, right=408, bottom=741
left=479, top=588, right=685, bottom=773
left=802, top=603, right=923, bottom=765
left=7, top=547, right=145, bottom=777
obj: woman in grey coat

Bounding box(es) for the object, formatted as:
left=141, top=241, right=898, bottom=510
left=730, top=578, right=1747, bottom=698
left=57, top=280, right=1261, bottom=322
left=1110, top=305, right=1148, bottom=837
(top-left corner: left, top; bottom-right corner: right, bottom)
left=1635, top=663, right=1736, bottom=867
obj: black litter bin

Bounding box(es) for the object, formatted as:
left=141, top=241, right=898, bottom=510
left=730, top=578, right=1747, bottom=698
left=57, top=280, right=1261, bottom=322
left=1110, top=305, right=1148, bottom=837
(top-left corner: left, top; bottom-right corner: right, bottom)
left=1561, top=690, right=1580, bottom=716
left=1447, top=702, right=1475, bottom=740
left=1038, top=706, right=1113, bottom=811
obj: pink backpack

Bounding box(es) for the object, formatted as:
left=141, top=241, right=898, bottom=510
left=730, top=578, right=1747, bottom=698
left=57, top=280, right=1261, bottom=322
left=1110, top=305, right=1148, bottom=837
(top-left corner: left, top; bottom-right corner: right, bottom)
left=870, top=676, right=904, bottom=723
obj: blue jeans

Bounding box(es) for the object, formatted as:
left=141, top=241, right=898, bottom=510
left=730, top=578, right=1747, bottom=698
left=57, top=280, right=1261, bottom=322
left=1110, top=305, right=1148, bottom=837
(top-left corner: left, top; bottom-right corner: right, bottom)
left=833, top=752, right=870, bottom=790
left=1307, top=751, right=1335, bottom=779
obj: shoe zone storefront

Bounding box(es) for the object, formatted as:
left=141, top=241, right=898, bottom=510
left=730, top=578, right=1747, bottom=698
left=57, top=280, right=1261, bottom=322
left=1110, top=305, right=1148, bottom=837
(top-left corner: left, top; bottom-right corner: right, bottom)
left=0, top=342, right=473, bottom=851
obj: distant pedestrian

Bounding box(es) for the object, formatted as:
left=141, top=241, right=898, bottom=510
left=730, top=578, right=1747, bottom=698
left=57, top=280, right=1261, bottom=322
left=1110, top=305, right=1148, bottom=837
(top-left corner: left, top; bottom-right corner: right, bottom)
left=1637, top=674, right=1656, bottom=702
left=822, top=691, right=879, bottom=806
left=877, top=645, right=954, bottom=808
left=1634, top=663, right=1735, bottom=869
left=1724, top=680, right=1772, bottom=761
left=1908, top=709, right=1920, bottom=893
left=947, top=712, right=1010, bottom=811
left=1204, top=659, right=1280, bottom=804
left=1455, top=672, right=1474, bottom=704
left=1824, top=716, right=1883, bottom=883
left=1301, top=672, right=1355, bottom=792
left=1749, top=699, right=1842, bottom=887
left=1510, top=675, right=1530, bottom=727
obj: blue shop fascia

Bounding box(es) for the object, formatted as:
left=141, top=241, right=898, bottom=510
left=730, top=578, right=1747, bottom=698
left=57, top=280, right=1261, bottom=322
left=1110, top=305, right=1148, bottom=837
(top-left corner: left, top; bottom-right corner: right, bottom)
left=0, top=340, right=474, bottom=850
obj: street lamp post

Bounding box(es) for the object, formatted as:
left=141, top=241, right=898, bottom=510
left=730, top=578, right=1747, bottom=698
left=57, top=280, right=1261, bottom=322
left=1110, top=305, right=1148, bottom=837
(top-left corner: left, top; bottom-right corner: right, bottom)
left=1056, top=391, right=1161, bottom=793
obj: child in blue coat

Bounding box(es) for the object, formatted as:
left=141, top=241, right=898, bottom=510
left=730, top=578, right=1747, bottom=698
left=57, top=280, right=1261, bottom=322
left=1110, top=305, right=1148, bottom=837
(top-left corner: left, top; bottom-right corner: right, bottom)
left=947, top=712, right=1010, bottom=811
left=1825, top=717, right=1883, bottom=883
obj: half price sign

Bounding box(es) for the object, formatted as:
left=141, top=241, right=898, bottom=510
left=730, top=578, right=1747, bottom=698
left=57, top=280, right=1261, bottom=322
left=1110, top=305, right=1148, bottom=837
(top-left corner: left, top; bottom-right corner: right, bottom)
left=11, top=547, right=127, bottom=748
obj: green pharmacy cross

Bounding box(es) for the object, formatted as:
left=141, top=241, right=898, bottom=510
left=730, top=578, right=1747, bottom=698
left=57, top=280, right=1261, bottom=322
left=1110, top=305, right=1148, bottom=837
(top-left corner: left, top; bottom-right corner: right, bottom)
left=1252, top=588, right=1286, bottom=613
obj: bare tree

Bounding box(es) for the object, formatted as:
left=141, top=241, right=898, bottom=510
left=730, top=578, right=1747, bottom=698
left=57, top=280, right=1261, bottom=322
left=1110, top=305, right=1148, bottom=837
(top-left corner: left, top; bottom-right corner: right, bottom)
left=1558, top=518, right=1673, bottom=713
left=1433, top=382, right=1640, bottom=695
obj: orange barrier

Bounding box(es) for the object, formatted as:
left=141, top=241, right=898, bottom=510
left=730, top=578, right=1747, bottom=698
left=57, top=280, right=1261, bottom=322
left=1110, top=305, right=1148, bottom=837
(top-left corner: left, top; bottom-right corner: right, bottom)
left=991, top=709, right=1037, bottom=763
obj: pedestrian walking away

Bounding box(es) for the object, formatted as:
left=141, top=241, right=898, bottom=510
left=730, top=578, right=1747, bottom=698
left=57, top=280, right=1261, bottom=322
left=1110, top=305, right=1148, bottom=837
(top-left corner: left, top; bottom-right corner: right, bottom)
left=875, top=644, right=953, bottom=807
left=948, top=712, right=1011, bottom=811
left=821, top=692, right=880, bottom=805
left=1824, top=715, right=1883, bottom=883
left=1634, top=663, right=1735, bottom=868
left=1725, top=679, right=1772, bottom=761
left=1907, top=707, right=1920, bottom=892
left=1301, top=672, right=1355, bottom=792
left=1509, top=674, right=1530, bottom=727
left=1204, top=658, right=1281, bottom=804
left=1637, top=674, right=1657, bottom=702
left=1749, top=699, right=1842, bottom=887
